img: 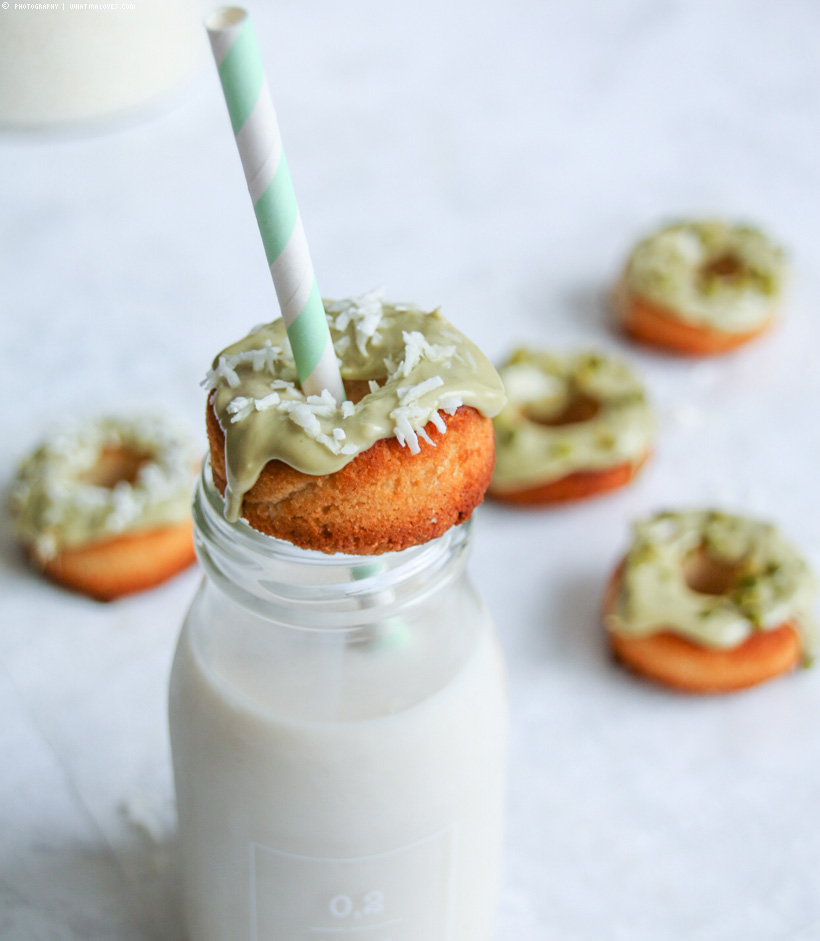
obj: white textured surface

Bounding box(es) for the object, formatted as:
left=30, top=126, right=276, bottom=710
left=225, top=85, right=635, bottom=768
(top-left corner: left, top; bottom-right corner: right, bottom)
left=2, top=1, right=820, bottom=938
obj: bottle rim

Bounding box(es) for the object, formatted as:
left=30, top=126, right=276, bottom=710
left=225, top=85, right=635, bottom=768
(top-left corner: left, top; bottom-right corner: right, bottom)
left=191, top=460, right=473, bottom=627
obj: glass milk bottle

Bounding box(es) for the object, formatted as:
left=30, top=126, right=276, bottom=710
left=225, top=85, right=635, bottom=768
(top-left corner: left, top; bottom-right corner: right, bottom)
left=0, top=0, right=204, bottom=128
left=169, top=464, right=507, bottom=941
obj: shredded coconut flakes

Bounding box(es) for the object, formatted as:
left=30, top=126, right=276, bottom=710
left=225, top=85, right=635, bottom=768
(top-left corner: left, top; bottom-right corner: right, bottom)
left=327, top=288, right=386, bottom=356
left=391, top=331, right=457, bottom=380
left=227, top=396, right=254, bottom=423
left=255, top=391, right=281, bottom=411
left=440, top=395, right=463, bottom=415
left=201, top=345, right=287, bottom=390
left=397, top=376, right=445, bottom=405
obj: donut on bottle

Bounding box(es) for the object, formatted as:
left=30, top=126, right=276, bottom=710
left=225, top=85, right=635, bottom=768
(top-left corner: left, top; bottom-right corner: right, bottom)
left=9, top=415, right=199, bottom=600
left=614, top=220, right=786, bottom=355
left=603, top=510, right=817, bottom=693
left=488, top=349, right=652, bottom=505
left=203, top=291, right=507, bottom=555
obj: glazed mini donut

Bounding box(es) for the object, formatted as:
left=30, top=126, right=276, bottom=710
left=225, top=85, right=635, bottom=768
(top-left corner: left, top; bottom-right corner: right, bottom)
left=489, top=349, right=652, bottom=505
left=9, top=416, right=198, bottom=600
left=207, top=402, right=494, bottom=555
left=203, top=291, right=506, bottom=555
left=603, top=510, right=816, bottom=693
left=615, top=220, right=786, bottom=355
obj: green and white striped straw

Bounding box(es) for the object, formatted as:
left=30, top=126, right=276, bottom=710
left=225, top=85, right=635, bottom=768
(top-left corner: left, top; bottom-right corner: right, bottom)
left=351, top=560, right=411, bottom=651
left=205, top=7, right=344, bottom=403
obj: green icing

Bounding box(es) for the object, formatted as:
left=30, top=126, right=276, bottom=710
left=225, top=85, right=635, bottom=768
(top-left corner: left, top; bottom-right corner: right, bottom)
left=490, top=349, right=653, bottom=490
left=606, top=510, right=818, bottom=657
left=623, top=220, right=787, bottom=332
left=205, top=293, right=506, bottom=521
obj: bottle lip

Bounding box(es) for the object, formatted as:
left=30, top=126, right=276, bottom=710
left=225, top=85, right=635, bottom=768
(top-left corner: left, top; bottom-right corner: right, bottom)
left=192, top=460, right=472, bottom=627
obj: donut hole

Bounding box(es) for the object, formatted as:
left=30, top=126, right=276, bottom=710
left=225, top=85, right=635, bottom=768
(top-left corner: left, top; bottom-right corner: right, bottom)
left=525, top=392, right=601, bottom=428
left=699, top=252, right=744, bottom=283
left=683, top=548, right=742, bottom=596
left=344, top=378, right=386, bottom=404
left=78, top=447, right=150, bottom=488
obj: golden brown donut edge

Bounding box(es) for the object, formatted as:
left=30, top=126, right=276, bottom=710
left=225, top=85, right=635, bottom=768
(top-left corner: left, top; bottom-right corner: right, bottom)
left=207, top=402, right=495, bottom=555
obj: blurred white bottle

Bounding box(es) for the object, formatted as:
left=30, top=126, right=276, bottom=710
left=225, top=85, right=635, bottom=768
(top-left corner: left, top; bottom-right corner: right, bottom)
left=0, top=0, right=205, bottom=128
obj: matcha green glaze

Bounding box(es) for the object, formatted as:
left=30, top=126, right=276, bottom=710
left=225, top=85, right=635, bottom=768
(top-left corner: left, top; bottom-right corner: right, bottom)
left=606, top=510, right=817, bottom=657
left=205, top=292, right=506, bottom=521
left=623, top=220, right=787, bottom=332
left=9, top=415, right=197, bottom=560
left=491, top=349, right=652, bottom=490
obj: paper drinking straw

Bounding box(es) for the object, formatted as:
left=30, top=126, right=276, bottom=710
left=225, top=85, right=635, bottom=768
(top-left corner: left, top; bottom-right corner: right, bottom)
left=352, top=560, right=411, bottom=651
left=205, top=7, right=344, bottom=403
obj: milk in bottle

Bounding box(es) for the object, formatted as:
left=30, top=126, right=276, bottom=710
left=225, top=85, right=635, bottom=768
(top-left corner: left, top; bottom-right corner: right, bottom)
left=169, top=466, right=507, bottom=941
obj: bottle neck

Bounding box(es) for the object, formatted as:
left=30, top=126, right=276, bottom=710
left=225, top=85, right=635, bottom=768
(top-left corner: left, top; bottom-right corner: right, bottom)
left=192, top=462, right=473, bottom=629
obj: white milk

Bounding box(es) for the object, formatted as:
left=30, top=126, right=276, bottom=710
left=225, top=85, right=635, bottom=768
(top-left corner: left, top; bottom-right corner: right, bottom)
left=169, top=504, right=507, bottom=941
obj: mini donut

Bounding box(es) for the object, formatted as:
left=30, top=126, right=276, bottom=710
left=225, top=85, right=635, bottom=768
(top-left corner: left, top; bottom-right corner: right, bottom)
left=614, top=220, right=787, bottom=355
left=207, top=402, right=494, bottom=555
left=603, top=510, right=817, bottom=693
left=489, top=349, right=652, bottom=505
left=9, top=416, right=199, bottom=600
left=204, top=292, right=506, bottom=555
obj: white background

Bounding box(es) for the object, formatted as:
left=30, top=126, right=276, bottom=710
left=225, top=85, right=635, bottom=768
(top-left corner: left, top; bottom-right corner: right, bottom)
left=2, top=1, right=820, bottom=938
